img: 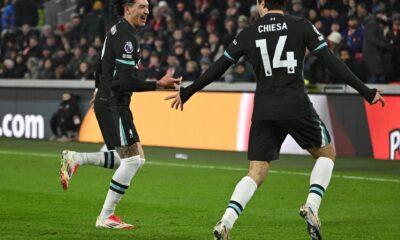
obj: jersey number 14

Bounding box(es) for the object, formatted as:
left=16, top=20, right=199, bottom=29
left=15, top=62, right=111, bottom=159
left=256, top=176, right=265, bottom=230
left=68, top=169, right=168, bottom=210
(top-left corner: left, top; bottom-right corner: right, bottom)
left=256, top=35, right=297, bottom=76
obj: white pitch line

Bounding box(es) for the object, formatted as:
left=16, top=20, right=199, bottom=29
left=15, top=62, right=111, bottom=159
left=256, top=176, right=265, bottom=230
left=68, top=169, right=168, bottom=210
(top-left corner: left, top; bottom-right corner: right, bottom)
left=0, top=150, right=399, bottom=183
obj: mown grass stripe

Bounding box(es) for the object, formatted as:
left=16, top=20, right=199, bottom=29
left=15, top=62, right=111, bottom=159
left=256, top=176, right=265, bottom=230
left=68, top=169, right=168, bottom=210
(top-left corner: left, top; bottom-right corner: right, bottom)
left=0, top=150, right=399, bottom=183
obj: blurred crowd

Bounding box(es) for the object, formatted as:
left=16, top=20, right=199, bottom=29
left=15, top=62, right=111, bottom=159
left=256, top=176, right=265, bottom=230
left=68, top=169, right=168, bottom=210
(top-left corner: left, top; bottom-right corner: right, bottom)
left=0, top=0, right=399, bottom=84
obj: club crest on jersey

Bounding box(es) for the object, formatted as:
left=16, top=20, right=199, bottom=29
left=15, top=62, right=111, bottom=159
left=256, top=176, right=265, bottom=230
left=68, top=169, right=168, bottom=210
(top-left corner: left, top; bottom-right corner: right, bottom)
left=124, top=41, right=134, bottom=54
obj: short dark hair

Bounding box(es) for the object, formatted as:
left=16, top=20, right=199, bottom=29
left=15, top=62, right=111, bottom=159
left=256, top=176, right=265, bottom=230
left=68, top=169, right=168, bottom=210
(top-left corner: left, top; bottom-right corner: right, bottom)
left=258, top=0, right=285, bottom=10
left=113, top=0, right=136, bottom=16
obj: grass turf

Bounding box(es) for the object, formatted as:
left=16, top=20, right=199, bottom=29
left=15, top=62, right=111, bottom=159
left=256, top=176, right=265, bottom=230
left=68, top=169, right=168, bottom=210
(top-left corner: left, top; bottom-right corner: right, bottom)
left=0, top=138, right=399, bottom=240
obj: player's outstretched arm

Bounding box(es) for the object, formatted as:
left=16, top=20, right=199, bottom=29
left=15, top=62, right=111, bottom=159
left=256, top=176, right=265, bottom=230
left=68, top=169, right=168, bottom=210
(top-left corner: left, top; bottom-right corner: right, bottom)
left=316, top=48, right=385, bottom=107
left=165, top=56, right=233, bottom=110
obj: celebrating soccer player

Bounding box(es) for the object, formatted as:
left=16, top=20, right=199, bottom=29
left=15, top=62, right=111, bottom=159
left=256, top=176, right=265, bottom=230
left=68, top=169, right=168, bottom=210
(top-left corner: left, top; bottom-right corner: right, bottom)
left=166, top=0, right=385, bottom=239
left=60, top=0, right=181, bottom=229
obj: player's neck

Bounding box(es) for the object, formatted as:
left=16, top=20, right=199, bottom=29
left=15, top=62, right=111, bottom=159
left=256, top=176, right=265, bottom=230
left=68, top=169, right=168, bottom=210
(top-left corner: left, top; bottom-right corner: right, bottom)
left=265, top=10, right=284, bottom=15
left=123, top=16, right=137, bottom=29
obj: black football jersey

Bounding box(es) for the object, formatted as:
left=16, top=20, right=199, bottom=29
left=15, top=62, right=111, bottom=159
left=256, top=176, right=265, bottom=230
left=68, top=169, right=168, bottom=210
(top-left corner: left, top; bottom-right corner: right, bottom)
left=96, top=19, right=142, bottom=107
left=225, top=13, right=327, bottom=120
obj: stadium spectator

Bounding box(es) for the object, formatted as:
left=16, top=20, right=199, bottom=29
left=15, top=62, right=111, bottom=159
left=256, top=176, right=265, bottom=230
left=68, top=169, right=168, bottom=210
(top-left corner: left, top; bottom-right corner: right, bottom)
left=222, top=17, right=236, bottom=48
left=54, top=48, right=69, bottom=66
left=26, top=57, right=40, bottom=79
left=14, top=54, right=27, bottom=78
left=41, top=47, right=52, bottom=60
left=183, top=60, right=200, bottom=81
left=39, top=58, right=55, bottom=79
left=173, top=42, right=186, bottom=67
left=363, top=11, right=393, bottom=83
left=0, top=58, right=17, bottom=78
left=92, top=36, right=104, bottom=51
left=248, top=5, right=259, bottom=23
left=166, top=54, right=185, bottom=79
left=306, top=8, right=319, bottom=23
left=153, top=35, right=168, bottom=64
left=43, top=35, right=59, bottom=54
left=81, top=0, right=106, bottom=42
left=327, top=31, right=344, bottom=56
left=85, top=45, right=99, bottom=68
left=226, top=0, right=239, bottom=18
left=54, top=63, right=73, bottom=80
left=208, top=32, right=224, bottom=62
left=338, top=46, right=367, bottom=83
left=1, top=0, right=15, bottom=32
left=290, top=0, right=306, bottom=18
left=230, top=61, right=255, bottom=83
left=49, top=92, right=81, bottom=141
left=141, top=52, right=164, bottom=82
left=23, top=36, right=41, bottom=59
left=237, top=15, right=248, bottom=34
left=150, top=6, right=165, bottom=32
left=344, top=15, right=364, bottom=55
left=39, top=24, right=53, bottom=44
left=199, top=56, right=212, bottom=74
left=74, top=61, right=94, bottom=80
left=356, top=2, right=369, bottom=23
left=64, top=14, right=82, bottom=46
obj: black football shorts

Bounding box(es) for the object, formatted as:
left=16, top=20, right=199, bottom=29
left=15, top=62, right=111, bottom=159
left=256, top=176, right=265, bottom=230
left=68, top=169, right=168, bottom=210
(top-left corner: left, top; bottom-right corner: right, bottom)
left=248, top=113, right=331, bottom=161
left=94, top=100, right=140, bottom=149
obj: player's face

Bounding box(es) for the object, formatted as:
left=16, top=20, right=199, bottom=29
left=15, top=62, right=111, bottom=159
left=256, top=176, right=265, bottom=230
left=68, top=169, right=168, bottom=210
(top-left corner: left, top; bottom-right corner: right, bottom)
left=125, top=0, right=149, bottom=28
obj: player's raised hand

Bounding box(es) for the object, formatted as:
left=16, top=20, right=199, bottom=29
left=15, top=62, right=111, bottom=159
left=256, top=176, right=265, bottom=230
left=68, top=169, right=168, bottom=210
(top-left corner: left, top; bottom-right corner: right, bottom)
left=165, top=91, right=183, bottom=111
left=371, top=90, right=385, bottom=107
left=157, top=72, right=182, bottom=89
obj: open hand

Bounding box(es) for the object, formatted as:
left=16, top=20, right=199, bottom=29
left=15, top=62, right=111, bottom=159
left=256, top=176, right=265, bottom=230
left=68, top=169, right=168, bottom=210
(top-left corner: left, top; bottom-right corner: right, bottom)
left=165, top=91, right=183, bottom=111
left=158, top=72, right=182, bottom=89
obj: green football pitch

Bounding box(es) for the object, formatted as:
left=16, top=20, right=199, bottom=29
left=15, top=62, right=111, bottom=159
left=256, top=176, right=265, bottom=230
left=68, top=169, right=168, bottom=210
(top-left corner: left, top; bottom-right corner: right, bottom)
left=0, top=138, right=399, bottom=240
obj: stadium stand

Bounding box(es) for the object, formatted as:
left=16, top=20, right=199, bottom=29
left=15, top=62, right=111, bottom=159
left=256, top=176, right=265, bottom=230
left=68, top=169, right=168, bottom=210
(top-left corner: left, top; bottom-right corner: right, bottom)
left=0, top=0, right=399, bottom=83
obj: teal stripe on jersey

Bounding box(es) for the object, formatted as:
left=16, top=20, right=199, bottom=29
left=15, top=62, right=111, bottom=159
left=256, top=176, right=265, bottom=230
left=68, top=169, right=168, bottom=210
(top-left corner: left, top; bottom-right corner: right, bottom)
left=309, top=186, right=324, bottom=197
left=110, top=182, right=126, bottom=193
left=116, top=58, right=136, bottom=66
left=228, top=203, right=242, bottom=215
left=119, top=117, right=128, bottom=146
left=313, top=42, right=328, bottom=52
left=224, top=51, right=235, bottom=62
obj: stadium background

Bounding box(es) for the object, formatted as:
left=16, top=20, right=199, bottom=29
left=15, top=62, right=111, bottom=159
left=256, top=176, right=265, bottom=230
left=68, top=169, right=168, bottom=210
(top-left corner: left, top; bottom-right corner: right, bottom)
left=0, top=0, right=399, bottom=240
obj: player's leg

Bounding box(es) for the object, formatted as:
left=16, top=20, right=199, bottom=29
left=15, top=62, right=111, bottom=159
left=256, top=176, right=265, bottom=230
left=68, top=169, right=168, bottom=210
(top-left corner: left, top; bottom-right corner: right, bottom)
left=60, top=102, right=121, bottom=190
left=305, top=143, right=335, bottom=213
left=96, top=112, right=142, bottom=229
left=214, top=120, right=286, bottom=240
left=62, top=149, right=121, bottom=169
left=286, top=114, right=335, bottom=240
left=214, top=161, right=269, bottom=240
left=136, top=142, right=146, bottom=168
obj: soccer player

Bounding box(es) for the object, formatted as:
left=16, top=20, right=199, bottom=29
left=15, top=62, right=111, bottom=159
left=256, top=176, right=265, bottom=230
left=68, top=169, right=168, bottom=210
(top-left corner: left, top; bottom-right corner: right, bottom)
left=165, top=0, right=385, bottom=239
left=60, top=0, right=181, bottom=229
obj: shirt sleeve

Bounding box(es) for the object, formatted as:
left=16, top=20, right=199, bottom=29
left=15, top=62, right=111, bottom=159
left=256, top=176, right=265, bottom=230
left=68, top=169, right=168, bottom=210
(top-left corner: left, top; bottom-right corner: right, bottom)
left=304, top=20, right=328, bottom=53
left=223, top=28, right=248, bottom=63
left=315, top=47, right=377, bottom=103
left=113, top=34, right=156, bottom=92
